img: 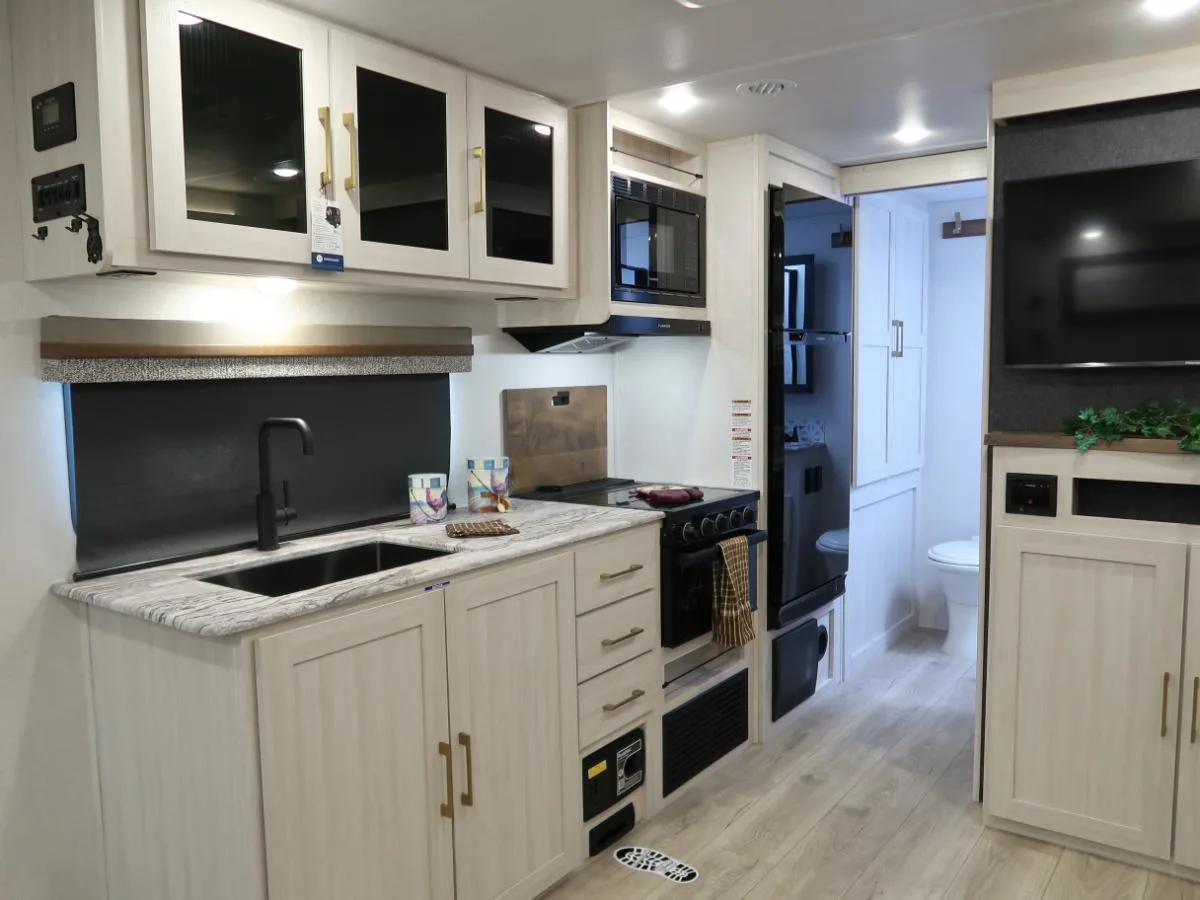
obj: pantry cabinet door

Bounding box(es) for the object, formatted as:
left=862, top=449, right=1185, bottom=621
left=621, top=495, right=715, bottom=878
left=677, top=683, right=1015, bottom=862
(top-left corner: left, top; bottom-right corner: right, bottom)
left=143, top=0, right=330, bottom=263
left=467, top=76, right=569, bottom=289
left=1172, top=543, right=1200, bottom=869
left=446, top=553, right=581, bottom=900
left=852, top=197, right=892, bottom=487
left=330, top=31, right=469, bottom=278
left=256, top=591, right=455, bottom=900
left=986, top=526, right=1185, bottom=861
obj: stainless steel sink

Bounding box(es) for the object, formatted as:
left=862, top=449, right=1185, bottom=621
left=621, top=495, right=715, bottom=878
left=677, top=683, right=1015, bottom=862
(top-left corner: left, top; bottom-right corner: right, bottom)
left=195, top=542, right=451, bottom=597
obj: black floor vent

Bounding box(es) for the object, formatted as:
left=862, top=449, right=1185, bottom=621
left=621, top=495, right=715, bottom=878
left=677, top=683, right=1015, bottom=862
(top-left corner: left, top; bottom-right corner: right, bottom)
left=662, top=669, right=749, bottom=797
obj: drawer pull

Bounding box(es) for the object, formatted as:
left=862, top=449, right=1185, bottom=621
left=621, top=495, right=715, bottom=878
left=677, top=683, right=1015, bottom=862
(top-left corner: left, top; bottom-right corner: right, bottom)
left=601, top=627, right=645, bottom=648
left=600, top=564, right=644, bottom=582
left=603, top=689, right=646, bottom=712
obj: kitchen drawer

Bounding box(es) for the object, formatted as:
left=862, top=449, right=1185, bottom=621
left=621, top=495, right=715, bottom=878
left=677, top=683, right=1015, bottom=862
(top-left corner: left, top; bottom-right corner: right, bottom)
left=577, top=590, right=659, bottom=683
left=576, top=527, right=658, bottom=615
left=579, top=651, right=659, bottom=749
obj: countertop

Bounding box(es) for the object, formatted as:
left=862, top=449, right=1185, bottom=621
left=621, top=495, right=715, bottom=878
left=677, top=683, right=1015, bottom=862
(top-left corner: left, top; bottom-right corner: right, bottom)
left=53, top=500, right=663, bottom=638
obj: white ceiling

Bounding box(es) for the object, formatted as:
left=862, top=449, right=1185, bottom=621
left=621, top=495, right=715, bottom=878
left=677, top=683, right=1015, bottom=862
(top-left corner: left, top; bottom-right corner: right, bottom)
left=283, top=0, right=1200, bottom=165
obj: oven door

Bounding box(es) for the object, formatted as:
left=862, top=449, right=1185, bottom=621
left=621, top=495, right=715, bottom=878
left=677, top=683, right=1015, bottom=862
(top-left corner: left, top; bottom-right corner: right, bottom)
left=611, top=181, right=705, bottom=307
left=662, top=529, right=766, bottom=648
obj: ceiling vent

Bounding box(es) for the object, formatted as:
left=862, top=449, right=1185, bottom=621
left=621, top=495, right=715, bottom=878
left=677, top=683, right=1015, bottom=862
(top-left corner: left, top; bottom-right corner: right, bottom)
left=737, top=79, right=797, bottom=98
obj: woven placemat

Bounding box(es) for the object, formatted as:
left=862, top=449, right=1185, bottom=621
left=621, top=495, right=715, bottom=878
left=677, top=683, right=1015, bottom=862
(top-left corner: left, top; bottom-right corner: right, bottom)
left=445, top=520, right=520, bottom=538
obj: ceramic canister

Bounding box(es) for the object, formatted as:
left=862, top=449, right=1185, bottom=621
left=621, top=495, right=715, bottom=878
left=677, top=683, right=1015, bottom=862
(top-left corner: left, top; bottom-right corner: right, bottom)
left=409, top=473, right=448, bottom=524
left=466, top=457, right=511, bottom=513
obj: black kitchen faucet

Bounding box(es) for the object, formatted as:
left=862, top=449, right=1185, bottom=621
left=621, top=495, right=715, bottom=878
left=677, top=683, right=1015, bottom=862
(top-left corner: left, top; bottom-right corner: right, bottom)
left=256, top=417, right=315, bottom=551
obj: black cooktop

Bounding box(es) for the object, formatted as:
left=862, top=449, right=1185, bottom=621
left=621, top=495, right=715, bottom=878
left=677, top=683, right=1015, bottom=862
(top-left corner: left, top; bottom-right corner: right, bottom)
left=519, top=479, right=758, bottom=521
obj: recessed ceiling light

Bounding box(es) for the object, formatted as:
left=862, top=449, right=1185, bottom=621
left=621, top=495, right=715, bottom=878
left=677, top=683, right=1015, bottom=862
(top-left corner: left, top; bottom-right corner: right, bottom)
left=672, top=0, right=744, bottom=7
left=272, top=166, right=300, bottom=179
left=1141, top=0, right=1200, bottom=18
left=178, top=11, right=203, bottom=25
left=659, top=85, right=700, bottom=114
left=893, top=123, right=931, bottom=145
left=257, top=277, right=298, bottom=296
left=1082, top=228, right=1104, bottom=240
left=533, top=123, right=553, bottom=137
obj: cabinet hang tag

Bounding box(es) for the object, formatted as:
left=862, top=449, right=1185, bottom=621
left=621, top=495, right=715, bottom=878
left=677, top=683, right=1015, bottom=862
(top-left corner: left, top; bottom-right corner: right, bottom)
left=310, top=197, right=344, bottom=272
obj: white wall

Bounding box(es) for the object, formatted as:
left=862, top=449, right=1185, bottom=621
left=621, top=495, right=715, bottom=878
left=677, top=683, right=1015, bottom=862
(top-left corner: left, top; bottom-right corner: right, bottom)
left=917, top=197, right=988, bottom=629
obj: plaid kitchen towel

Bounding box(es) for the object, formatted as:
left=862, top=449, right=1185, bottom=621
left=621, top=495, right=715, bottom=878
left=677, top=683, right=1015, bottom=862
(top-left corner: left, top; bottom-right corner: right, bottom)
left=444, top=520, right=520, bottom=538
left=713, top=534, right=755, bottom=648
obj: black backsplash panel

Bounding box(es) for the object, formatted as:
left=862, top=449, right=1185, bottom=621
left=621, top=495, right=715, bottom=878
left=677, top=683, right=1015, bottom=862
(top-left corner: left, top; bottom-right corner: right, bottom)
left=69, top=375, right=450, bottom=574
left=991, top=91, right=1200, bottom=431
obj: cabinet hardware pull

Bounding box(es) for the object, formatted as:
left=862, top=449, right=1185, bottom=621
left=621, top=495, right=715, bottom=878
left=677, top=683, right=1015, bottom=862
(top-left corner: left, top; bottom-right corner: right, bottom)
left=898, top=320, right=905, bottom=358
left=1192, top=677, right=1198, bottom=745
left=472, top=146, right=486, bottom=214
left=602, top=627, right=645, bottom=648
left=318, top=106, right=333, bottom=188
left=1163, top=672, right=1171, bottom=738
left=437, top=741, right=454, bottom=819
left=600, top=564, right=644, bottom=581
left=890, top=319, right=902, bottom=358
left=603, top=689, right=646, bottom=712
left=343, top=112, right=359, bottom=191
left=458, top=732, right=474, bottom=807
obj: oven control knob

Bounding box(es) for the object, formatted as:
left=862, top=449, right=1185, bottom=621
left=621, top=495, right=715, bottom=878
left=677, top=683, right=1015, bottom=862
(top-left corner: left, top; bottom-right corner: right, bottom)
left=700, top=516, right=717, bottom=538
left=680, top=522, right=700, bottom=543
left=729, top=508, right=743, bottom=527
left=741, top=506, right=757, bottom=525
left=716, top=513, right=731, bottom=532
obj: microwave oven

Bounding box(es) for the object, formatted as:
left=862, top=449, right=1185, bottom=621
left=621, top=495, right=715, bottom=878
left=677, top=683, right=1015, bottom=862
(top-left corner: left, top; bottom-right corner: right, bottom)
left=611, top=175, right=706, bottom=308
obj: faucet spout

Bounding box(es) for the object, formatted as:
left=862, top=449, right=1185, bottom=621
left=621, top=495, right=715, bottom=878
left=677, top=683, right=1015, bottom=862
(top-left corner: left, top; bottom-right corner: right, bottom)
left=256, top=417, right=315, bottom=551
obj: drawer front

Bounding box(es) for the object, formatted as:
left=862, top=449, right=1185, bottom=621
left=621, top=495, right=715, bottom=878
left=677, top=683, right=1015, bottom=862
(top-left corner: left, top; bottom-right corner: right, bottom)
left=577, top=590, right=659, bottom=683
left=579, top=651, right=659, bottom=749
left=575, top=527, right=658, bottom=615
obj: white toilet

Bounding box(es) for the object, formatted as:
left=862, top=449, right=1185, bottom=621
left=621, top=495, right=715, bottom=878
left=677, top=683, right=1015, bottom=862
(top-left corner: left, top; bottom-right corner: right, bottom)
left=816, top=528, right=850, bottom=567
left=928, top=537, right=980, bottom=659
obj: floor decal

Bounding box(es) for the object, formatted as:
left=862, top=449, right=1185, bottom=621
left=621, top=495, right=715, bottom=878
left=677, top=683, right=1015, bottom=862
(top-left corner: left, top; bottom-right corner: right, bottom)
left=613, top=847, right=700, bottom=884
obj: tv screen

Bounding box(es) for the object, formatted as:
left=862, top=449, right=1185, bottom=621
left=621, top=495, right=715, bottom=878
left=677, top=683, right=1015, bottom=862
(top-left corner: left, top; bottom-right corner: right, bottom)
left=1004, top=161, right=1200, bottom=368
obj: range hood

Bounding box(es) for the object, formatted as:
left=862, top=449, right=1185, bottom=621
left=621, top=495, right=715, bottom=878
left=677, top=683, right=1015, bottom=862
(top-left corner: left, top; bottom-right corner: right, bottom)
left=504, top=316, right=712, bottom=354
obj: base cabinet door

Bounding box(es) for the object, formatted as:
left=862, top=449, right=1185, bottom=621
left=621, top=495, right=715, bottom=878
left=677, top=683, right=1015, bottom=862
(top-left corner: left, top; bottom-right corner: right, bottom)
left=256, top=591, right=455, bottom=900
left=1173, top=544, right=1200, bottom=869
left=446, top=554, right=581, bottom=900
left=986, top=526, right=1186, bottom=860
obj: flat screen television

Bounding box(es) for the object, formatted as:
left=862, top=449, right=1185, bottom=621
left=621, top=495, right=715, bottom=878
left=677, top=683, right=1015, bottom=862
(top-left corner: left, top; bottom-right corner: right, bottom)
left=1004, top=160, right=1200, bottom=368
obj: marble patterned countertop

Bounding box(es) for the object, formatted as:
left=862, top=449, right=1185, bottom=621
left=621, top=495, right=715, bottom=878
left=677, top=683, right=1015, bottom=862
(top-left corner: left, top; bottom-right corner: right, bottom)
left=52, top=500, right=663, bottom=638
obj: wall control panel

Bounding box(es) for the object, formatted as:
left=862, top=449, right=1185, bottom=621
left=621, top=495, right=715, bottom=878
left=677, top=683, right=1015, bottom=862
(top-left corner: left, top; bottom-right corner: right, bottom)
left=31, top=82, right=77, bottom=151
left=1005, top=473, right=1058, bottom=517
left=32, top=165, right=86, bottom=223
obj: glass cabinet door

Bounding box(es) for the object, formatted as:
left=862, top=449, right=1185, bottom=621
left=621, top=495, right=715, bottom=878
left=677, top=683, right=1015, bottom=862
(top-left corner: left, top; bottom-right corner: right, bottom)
left=143, top=0, right=330, bottom=262
left=467, top=77, right=569, bottom=289
left=330, top=33, right=468, bottom=278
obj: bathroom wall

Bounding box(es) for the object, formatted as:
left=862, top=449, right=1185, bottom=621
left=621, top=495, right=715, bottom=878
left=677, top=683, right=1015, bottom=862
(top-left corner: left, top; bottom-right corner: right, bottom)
left=917, top=196, right=988, bottom=628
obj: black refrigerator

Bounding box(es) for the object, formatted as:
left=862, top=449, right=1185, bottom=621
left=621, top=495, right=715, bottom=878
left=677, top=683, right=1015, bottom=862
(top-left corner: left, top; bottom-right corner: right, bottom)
left=765, top=186, right=853, bottom=634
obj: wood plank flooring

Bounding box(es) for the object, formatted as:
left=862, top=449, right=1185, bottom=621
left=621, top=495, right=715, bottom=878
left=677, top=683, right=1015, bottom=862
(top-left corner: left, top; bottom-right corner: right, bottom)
left=545, top=631, right=1200, bottom=900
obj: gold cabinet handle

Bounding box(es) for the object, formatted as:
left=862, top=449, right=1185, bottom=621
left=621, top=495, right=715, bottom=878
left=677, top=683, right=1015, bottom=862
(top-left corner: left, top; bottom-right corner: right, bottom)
left=1163, top=672, right=1171, bottom=738
left=342, top=112, right=358, bottom=191
left=458, top=732, right=474, bottom=807
left=318, top=106, right=333, bottom=188
left=601, top=627, right=645, bottom=648
left=600, top=564, right=644, bottom=582
left=603, top=689, right=646, bottom=712
left=437, top=741, right=454, bottom=819
left=1191, top=676, right=1198, bottom=745
left=472, top=146, right=486, bottom=214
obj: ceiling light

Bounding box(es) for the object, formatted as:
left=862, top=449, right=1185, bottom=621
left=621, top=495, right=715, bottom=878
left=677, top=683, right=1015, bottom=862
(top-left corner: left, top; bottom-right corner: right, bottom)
left=672, top=0, right=744, bottom=7
left=257, top=277, right=298, bottom=296
left=272, top=166, right=300, bottom=179
left=893, top=123, right=931, bottom=145
left=533, top=123, right=553, bottom=137
left=1082, top=228, right=1104, bottom=240
left=178, top=11, right=203, bottom=25
left=659, top=85, right=700, bottom=115
left=1141, top=0, right=1200, bottom=18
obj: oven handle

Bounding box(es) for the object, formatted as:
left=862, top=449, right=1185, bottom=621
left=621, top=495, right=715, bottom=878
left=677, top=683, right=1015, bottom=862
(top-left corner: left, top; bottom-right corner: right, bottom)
left=672, top=529, right=768, bottom=570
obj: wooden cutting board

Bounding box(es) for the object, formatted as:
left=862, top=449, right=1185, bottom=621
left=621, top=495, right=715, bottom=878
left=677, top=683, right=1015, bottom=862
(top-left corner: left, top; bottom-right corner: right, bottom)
left=502, top=386, right=608, bottom=493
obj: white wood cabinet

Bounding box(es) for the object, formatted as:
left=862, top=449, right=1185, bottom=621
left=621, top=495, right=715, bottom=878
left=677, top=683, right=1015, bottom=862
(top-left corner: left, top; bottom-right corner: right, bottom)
left=986, top=526, right=1187, bottom=860
left=256, top=591, right=455, bottom=900
left=330, top=30, right=470, bottom=279
left=852, top=195, right=929, bottom=487
left=1174, top=543, right=1200, bottom=870
left=467, top=76, right=570, bottom=289
left=446, top=553, right=581, bottom=900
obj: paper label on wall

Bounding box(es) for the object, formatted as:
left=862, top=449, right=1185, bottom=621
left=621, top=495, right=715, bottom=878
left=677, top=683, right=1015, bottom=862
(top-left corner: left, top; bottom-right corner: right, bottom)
left=310, top=198, right=344, bottom=271
left=730, top=399, right=754, bottom=490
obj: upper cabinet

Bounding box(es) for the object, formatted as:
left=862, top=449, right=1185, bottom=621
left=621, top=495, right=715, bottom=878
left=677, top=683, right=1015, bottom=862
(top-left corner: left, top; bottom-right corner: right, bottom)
left=330, top=32, right=469, bottom=279
left=15, top=0, right=570, bottom=294
left=467, top=77, right=570, bottom=289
